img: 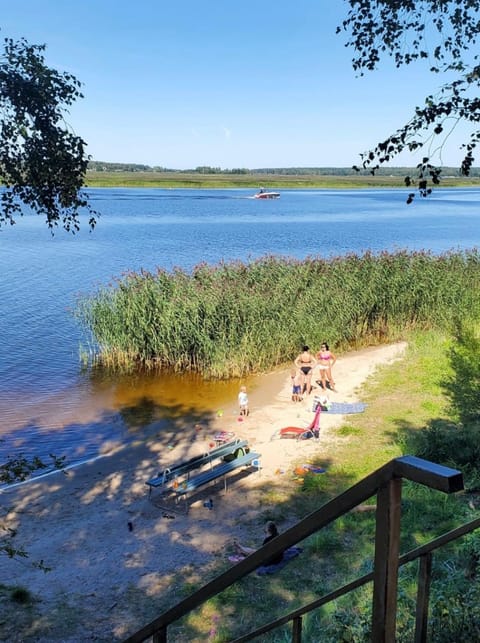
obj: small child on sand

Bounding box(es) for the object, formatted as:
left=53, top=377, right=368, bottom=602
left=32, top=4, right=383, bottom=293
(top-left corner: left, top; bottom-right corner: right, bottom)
left=291, top=369, right=303, bottom=402
left=238, top=385, right=249, bottom=416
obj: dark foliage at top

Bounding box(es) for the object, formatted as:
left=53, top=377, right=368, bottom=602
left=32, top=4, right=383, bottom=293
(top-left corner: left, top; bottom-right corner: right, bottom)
left=0, top=37, right=97, bottom=232
left=338, top=1, right=480, bottom=200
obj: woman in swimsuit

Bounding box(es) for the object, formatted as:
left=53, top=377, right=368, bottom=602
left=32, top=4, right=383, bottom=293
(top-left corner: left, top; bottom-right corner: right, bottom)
left=294, top=345, right=317, bottom=396
left=316, top=342, right=337, bottom=391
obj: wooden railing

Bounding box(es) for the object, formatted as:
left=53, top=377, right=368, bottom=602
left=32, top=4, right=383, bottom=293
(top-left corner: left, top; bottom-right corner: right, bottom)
left=124, top=456, right=478, bottom=643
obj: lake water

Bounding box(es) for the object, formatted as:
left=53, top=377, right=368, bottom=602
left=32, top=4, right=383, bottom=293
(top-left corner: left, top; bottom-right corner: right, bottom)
left=1, top=187, right=479, bottom=473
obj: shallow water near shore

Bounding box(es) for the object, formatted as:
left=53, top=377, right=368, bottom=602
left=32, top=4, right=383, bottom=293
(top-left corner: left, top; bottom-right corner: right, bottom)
left=1, top=186, right=479, bottom=472
left=0, top=368, right=251, bottom=477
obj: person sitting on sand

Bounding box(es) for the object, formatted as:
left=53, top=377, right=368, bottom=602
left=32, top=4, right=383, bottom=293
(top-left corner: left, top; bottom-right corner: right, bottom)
left=294, top=345, right=317, bottom=396
left=233, top=520, right=284, bottom=565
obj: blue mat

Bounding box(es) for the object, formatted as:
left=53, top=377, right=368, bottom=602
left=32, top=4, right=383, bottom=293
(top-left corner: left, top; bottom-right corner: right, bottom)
left=256, top=547, right=303, bottom=575
left=324, top=402, right=367, bottom=414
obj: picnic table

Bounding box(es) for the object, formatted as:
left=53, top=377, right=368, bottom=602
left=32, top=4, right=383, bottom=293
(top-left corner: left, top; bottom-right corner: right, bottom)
left=146, top=438, right=261, bottom=513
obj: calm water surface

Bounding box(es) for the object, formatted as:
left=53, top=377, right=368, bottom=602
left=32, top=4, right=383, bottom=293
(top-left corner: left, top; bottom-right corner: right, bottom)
left=1, top=187, right=479, bottom=471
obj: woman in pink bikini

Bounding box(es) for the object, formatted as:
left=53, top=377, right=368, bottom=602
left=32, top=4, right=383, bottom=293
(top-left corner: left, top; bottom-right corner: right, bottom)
left=316, top=342, right=337, bottom=391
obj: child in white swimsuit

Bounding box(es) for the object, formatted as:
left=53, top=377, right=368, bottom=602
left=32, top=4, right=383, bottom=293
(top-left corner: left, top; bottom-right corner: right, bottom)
left=238, top=386, right=249, bottom=416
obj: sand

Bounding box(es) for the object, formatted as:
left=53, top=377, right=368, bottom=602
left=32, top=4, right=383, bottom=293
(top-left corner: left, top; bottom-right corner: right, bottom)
left=0, top=342, right=406, bottom=642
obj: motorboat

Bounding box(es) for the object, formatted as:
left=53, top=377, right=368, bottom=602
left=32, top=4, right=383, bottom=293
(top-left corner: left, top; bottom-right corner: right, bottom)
left=254, top=188, right=280, bottom=199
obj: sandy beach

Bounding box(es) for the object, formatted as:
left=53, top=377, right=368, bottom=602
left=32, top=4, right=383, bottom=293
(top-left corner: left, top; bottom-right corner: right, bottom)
left=1, top=342, right=406, bottom=642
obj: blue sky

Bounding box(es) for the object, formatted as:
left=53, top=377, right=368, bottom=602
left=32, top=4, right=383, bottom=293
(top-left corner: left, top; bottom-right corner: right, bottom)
left=1, top=1, right=469, bottom=169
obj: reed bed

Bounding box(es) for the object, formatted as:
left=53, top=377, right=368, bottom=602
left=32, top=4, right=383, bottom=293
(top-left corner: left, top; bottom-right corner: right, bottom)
left=76, top=250, right=480, bottom=378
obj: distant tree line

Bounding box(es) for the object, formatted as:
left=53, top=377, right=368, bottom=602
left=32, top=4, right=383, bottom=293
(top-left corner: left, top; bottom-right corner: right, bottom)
left=87, top=161, right=174, bottom=173
left=87, top=161, right=479, bottom=177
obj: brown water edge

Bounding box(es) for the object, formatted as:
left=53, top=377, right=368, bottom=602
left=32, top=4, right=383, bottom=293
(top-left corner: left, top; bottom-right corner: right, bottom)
left=101, top=365, right=289, bottom=426
left=0, top=372, right=252, bottom=432
left=0, top=367, right=284, bottom=468
left=88, top=368, right=261, bottom=423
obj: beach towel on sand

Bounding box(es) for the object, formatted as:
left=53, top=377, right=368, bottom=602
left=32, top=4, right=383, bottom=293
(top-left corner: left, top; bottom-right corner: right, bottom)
left=256, top=546, right=303, bottom=575
left=228, top=547, right=303, bottom=575
left=321, top=402, right=366, bottom=414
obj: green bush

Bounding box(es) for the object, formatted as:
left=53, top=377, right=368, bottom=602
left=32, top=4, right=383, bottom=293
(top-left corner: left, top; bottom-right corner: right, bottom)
left=428, top=584, right=480, bottom=642
left=445, top=317, right=480, bottom=423
left=410, top=419, right=480, bottom=485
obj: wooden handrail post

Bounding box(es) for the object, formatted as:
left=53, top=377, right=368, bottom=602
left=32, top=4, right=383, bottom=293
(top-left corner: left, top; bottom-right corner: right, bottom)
left=292, top=616, right=302, bottom=642
left=414, top=552, right=432, bottom=643
left=152, top=627, right=167, bottom=643
left=372, top=478, right=402, bottom=642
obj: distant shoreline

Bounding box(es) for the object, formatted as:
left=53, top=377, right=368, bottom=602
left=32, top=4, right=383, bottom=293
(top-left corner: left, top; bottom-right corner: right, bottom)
left=83, top=171, right=480, bottom=190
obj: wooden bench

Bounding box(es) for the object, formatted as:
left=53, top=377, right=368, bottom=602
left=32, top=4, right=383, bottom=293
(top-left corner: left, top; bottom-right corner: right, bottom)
left=174, top=451, right=261, bottom=513
left=146, top=438, right=249, bottom=499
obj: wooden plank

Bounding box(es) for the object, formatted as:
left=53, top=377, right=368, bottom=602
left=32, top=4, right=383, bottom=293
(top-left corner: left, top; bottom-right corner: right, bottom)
left=152, top=627, right=167, bottom=643
left=414, top=553, right=432, bottom=643
left=372, top=478, right=402, bottom=642
left=394, top=456, right=463, bottom=493
left=292, top=616, right=302, bottom=643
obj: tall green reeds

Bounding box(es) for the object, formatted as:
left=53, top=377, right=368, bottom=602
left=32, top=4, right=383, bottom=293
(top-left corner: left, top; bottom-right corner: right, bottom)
left=76, top=250, right=480, bottom=378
